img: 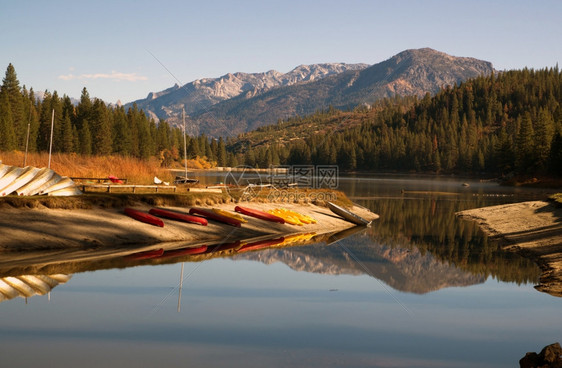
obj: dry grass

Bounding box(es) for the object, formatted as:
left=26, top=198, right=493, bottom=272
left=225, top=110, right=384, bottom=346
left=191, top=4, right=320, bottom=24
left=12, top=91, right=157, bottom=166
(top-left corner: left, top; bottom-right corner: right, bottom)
left=0, top=192, right=232, bottom=210
left=1, top=151, right=174, bottom=184
left=550, top=193, right=562, bottom=206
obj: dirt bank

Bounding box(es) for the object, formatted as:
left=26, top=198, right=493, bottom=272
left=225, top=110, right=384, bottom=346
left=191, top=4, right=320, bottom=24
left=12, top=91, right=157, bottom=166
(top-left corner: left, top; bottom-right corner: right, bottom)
left=457, top=201, right=562, bottom=297
left=0, top=202, right=378, bottom=252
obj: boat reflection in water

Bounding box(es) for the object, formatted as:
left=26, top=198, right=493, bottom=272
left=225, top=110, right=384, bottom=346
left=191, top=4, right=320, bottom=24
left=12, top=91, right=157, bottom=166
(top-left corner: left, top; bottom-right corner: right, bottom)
left=0, top=230, right=322, bottom=303
left=0, top=274, right=71, bottom=303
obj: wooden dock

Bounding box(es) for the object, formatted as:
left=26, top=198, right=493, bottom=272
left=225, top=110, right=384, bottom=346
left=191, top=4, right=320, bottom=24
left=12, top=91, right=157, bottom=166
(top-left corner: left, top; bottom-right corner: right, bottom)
left=80, top=184, right=177, bottom=193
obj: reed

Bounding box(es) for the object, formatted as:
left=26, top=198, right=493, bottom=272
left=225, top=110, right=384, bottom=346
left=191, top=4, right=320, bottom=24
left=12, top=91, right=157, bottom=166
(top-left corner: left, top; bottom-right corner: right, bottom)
left=0, top=151, right=174, bottom=184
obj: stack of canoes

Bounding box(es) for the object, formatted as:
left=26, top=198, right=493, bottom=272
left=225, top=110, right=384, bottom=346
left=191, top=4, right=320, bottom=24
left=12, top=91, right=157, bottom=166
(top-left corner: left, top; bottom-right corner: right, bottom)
left=267, top=208, right=316, bottom=226
left=0, top=163, right=81, bottom=196
left=125, top=205, right=322, bottom=228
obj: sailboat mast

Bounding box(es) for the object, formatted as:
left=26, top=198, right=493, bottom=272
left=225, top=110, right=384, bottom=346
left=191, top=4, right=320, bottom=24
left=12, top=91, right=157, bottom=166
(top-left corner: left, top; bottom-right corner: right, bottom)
left=23, top=100, right=32, bottom=167
left=182, top=108, right=188, bottom=179
left=48, top=109, right=54, bottom=169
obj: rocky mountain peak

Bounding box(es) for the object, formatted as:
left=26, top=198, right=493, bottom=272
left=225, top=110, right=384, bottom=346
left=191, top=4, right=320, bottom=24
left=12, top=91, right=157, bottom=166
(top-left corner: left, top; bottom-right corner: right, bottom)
left=125, top=48, right=494, bottom=137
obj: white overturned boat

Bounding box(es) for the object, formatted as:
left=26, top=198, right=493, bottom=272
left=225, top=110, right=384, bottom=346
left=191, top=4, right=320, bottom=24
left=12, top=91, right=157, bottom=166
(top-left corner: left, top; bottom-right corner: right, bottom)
left=16, top=167, right=54, bottom=196
left=0, top=164, right=81, bottom=196
left=0, top=166, right=24, bottom=190
left=0, top=166, right=40, bottom=196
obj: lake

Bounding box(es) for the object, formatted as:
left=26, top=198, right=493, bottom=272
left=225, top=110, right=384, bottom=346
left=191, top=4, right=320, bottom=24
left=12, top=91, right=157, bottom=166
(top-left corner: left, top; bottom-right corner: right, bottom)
left=0, top=174, right=560, bottom=367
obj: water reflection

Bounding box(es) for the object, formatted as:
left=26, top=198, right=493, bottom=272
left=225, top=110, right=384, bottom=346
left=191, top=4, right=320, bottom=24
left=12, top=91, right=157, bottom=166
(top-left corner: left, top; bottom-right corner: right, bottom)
left=0, top=193, right=543, bottom=303
left=0, top=274, right=71, bottom=303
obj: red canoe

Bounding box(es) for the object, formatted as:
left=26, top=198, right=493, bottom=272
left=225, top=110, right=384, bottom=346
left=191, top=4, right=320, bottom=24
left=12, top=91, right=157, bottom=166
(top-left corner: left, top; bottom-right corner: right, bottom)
left=234, top=206, right=285, bottom=224
left=160, top=245, right=208, bottom=258
left=124, top=208, right=164, bottom=227
left=149, top=208, right=208, bottom=226
left=237, top=237, right=285, bottom=253
left=189, top=208, right=241, bottom=227
left=125, top=248, right=164, bottom=260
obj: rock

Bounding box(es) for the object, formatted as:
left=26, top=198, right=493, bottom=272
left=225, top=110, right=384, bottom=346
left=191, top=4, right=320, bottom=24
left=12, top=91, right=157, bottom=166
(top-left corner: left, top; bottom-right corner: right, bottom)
left=541, top=343, right=562, bottom=365
left=520, top=343, right=562, bottom=368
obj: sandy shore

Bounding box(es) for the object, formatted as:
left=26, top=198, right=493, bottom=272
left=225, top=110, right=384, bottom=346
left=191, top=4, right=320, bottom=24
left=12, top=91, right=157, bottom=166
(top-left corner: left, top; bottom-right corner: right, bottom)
left=0, top=201, right=378, bottom=272
left=457, top=201, right=562, bottom=297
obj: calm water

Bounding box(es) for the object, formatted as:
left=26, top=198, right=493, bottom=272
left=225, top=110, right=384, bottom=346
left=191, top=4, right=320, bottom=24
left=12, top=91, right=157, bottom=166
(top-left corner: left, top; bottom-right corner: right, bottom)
left=1, top=175, right=560, bottom=367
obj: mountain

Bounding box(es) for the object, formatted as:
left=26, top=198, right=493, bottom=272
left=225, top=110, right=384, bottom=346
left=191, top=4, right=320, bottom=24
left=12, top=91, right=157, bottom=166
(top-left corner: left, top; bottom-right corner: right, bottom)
left=233, top=233, right=485, bottom=294
left=125, top=63, right=368, bottom=127
left=193, top=48, right=494, bottom=136
left=127, top=48, right=494, bottom=137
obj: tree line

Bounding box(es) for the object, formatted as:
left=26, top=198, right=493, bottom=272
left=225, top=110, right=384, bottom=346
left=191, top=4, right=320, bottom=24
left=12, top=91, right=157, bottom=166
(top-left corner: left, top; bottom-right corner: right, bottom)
left=231, top=67, right=562, bottom=176
left=2, top=63, right=561, bottom=176
left=0, top=64, right=231, bottom=167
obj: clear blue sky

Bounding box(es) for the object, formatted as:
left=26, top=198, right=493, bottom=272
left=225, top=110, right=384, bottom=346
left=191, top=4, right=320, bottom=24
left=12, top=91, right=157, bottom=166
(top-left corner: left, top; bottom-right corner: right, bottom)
left=1, top=0, right=561, bottom=104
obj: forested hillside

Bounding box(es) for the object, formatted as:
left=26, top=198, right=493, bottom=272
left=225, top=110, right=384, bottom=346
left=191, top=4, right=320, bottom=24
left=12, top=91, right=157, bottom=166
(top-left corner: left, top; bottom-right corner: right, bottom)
left=2, top=63, right=561, bottom=177
left=229, top=67, right=562, bottom=176
left=0, top=64, right=231, bottom=167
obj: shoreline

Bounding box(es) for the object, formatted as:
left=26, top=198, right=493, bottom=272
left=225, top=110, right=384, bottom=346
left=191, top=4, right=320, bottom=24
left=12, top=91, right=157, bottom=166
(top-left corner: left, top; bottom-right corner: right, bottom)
left=0, top=200, right=378, bottom=274
left=457, top=201, right=562, bottom=297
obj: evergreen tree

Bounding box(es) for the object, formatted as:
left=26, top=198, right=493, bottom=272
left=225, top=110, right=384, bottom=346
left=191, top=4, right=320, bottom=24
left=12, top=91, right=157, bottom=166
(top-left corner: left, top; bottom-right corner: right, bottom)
left=1, top=63, right=25, bottom=148
left=0, top=92, right=17, bottom=150
left=548, top=132, right=562, bottom=175
left=516, top=113, right=535, bottom=173
left=217, top=137, right=227, bottom=167
left=534, top=108, right=555, bottom=171
left=113, top=106, right=132, bottom=155
left=90, top=99, right=112, bottom=155
left=60, top=114, right=74, bottom=152
left=80, top=120, right=92, bottom=155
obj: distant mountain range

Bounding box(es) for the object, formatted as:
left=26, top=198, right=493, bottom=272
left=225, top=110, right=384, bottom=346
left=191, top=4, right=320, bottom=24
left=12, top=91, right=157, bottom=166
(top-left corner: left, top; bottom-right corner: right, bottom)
left=126, top=48, right=494, bottom=137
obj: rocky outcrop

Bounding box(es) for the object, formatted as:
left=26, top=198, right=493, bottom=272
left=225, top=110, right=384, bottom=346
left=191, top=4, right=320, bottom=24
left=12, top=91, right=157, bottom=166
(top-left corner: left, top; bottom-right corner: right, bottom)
left=520, top=342, right=562, bottom=368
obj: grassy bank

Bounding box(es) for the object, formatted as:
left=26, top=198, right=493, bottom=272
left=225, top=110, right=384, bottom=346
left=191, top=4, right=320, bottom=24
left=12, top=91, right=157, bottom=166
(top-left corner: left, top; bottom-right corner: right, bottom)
left=550, top=193, right=562, bottom=206
left=0, top=151, right=218, bottom=184
left=0, top=189, right=352, bottom=210
left=0, top=192, right=232, bottom=210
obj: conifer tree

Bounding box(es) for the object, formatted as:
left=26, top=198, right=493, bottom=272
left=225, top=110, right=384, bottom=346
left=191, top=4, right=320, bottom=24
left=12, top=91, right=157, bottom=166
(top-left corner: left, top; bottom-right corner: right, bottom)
left=60, top=114, right=74, bottom=152
left=1, top=63, right=25, bottom=147
left=534, top=108, right=555, bottom=171
left=90, top=99, right=112, bottom=155
left=0, top=92, right=17, bottom=150
left=516, top=113, right=535, bottom=173
left=80, top=120, right=92, bottom=155
left=217, top=137, right=227, bottom=167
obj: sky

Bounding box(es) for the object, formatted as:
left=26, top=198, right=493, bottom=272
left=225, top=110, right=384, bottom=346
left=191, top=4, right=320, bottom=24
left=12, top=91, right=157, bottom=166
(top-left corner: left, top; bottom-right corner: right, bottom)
left=1, top=0, right=561, bottom=104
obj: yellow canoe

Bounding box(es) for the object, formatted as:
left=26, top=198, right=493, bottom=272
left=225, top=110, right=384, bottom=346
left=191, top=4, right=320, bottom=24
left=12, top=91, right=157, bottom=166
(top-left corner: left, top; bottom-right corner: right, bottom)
left=267, top=209, right=303, bottom=226
left=277, top=208, right=317, bottom=224
left=212, top=208, right=248, bottom=223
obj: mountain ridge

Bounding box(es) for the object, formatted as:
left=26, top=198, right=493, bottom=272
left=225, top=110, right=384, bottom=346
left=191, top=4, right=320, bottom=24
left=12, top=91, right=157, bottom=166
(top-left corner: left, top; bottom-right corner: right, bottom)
left=127, top=48, right=494, bottom=137
left=125, top=62, right=368, bottom=125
